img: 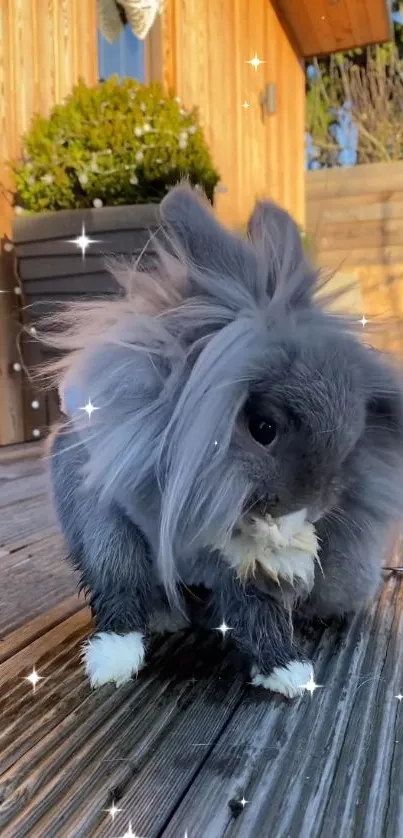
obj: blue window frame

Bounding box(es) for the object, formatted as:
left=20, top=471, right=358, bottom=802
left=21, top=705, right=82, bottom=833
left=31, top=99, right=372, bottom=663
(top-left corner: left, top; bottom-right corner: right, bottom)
left=98, top=26, right=145, bottom=82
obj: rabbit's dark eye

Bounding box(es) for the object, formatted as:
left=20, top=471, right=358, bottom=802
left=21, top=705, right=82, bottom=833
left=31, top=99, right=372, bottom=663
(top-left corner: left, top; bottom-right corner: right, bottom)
left=248, top=415, right=277, bottom=447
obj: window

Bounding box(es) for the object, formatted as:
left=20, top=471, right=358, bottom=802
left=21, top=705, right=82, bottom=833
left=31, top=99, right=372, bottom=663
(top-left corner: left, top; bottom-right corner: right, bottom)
left=98, top=26, right=145, bottom=82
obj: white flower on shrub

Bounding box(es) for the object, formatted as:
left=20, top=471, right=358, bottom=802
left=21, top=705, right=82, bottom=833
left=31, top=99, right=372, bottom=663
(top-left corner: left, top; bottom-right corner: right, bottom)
left=130, top=174, right=138, bottom=185
left=134, top=126, right=143, bottom=137
left=15, top=206, right=24, bottom=215
left=79, top=173, right=88, bottom=186
left=140, top=103, right=147, bottom=112
left=143, top=123, right=151, bottom=132
left=41, top=173, right=54, bottom=185
left=136, top=150, right=144, bottom=162
left=188, top=125, right=196, bottom=135
left=93, top=198, right=103, bottom=208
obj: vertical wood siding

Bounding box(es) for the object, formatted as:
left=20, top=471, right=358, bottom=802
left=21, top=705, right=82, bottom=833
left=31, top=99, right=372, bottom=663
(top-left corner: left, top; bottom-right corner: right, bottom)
left=0, top=0, right=98, bottom=445
left=157, top=0, right=305, bottom=229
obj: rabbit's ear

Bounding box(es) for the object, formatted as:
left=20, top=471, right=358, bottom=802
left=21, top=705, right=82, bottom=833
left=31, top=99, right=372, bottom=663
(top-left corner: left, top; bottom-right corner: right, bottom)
left=160, top=182, right=256, bottom=280
left=247, top=200, right=316, bottom=305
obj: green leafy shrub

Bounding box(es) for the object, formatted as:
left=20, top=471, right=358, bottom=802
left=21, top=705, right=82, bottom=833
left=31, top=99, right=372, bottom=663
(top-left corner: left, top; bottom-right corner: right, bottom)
left=12, top=77, right=220, bottom=213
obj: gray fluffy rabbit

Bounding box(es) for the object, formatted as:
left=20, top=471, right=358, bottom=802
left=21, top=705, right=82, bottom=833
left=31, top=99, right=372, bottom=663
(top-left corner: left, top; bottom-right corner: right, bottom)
left=46, top=183, right=403, bottom=697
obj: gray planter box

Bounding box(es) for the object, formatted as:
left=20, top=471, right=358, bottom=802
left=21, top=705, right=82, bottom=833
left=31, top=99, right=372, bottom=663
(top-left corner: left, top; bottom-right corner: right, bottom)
left=13, top=202, right=160, bottom=311
left=13, top=203, right=160, bottom=438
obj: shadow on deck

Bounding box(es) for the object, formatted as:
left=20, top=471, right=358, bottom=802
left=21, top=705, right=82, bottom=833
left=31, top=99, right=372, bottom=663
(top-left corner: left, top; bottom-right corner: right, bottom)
left=1, top=443, right=403, bottom=838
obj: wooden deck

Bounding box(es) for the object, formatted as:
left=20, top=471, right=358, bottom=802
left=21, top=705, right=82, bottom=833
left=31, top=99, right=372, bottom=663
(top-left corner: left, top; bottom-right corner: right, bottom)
left=1, top=444, right=403, bottom=838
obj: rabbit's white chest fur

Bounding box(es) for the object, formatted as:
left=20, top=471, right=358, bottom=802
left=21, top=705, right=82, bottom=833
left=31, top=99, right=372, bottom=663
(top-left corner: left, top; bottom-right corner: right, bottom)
left=222, top=508, right=319, bottom=590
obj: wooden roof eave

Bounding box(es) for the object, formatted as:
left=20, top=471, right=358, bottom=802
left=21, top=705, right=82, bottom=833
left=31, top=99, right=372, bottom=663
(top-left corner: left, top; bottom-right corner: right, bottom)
left=273, top=0, right=394, bottom=60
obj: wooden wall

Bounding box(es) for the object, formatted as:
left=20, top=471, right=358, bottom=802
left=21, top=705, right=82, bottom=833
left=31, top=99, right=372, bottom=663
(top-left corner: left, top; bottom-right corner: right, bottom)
left=0, top=0, right=98, bottom=445
left=154, top=0, right=305, bottom=228
left=306, top=161, right=403, bottom=354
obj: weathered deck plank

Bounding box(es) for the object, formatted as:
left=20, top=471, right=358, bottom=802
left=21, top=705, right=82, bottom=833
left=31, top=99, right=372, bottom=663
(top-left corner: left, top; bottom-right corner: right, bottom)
left=0, top=445, right=78, bottom=634
left=1, top=575, right=403, bottom=838
left=0, top=493, right=57, bottom=546
left=0, top=471, right=51, bottom=509
left=0, top=595, right=85, bottom=663
left=1, top=447, right=403, bottom=838
left=0, top=530, right=79, bottom=635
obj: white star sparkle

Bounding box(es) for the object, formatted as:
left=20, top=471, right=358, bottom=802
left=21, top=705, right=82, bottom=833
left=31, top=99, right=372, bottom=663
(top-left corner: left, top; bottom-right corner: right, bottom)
left=24, top=666, right=43, bottom=692
left=79, top=399, right=100, bottom=420
left=247, top=53, right=265, bottom=71
left=359, top=315, right=369, bottom=328
left=300, top=670, right=322, bottom=696
left=104, top=801, right=123, bottom=821
left=242, top=100, right=250, bottom=109
left=67, top=223, right=99, bottom=259
left=395, top=693, right=403, bottom=701
left=239, top=796, right=248, bottom=808
left=115, top=822, right=144, bottom=838
left=215, top=620, right=233, bottom=637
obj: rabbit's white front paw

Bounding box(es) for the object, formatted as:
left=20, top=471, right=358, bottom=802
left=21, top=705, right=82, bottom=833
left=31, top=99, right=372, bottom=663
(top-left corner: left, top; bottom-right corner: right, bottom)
left=82, top=631, right=145, bottom=688
left=251, top=660, right=314, bottom=698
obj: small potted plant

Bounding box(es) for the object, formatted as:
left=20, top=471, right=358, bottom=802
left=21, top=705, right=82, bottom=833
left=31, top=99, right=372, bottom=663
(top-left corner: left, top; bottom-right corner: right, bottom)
left=11, top=75, right=219, bottom=313
left=10, top=75, right=219, bottom=437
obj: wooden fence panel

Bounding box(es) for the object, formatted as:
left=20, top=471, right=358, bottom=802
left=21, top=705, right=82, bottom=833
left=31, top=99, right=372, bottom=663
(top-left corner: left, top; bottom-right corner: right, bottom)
left=306, top=162, right=403, bottom=355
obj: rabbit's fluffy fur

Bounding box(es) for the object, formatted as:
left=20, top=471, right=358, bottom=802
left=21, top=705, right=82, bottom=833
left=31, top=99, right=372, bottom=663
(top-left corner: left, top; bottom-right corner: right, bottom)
left=45, top=184, right=403, bottom=697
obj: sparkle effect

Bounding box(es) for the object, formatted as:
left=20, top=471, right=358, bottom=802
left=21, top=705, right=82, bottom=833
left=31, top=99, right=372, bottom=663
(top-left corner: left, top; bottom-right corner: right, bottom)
left=104, top=802, right=123, bottom=822
left=215, top=620, right=233, bottom=637
left=247, top=53, right=265, bottom=71
left=24, top=666, right=43, bottom=692
left=242, top=100, right=251, bottom=109
left=359, top=315, right=369, bottom=328
left=396, top=693, right=403, bottom=701
left=300, top=670, right=322, bottom=696
left=67, top=223, right=99, bottom=259
left=239, top=796, right=248, bottom=808
left=115, top=823, right=144, bottom=838
left=79, top=399, right=100, bottom=420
